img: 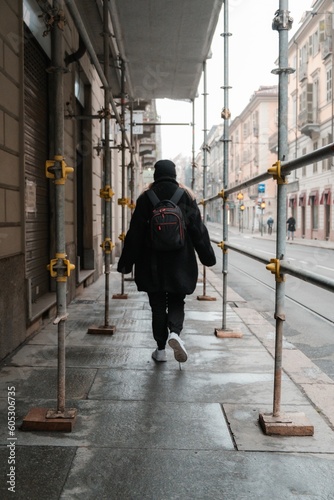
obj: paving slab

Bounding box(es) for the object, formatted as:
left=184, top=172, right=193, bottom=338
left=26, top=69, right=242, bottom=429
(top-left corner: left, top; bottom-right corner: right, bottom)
left=224, top=403, right=334, bottom=453
left=0, top=366, right=97, bottom=400
left=0, top=399, right=234, bottom=450
left=0, top=445, right=76, bottom=500
left=60, top=448, right=334, bottom=500
left=88, top=368, right=306, bottom=406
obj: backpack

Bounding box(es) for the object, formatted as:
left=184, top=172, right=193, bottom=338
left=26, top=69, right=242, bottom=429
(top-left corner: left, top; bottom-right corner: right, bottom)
left=146, top=187, right=186, bottom=252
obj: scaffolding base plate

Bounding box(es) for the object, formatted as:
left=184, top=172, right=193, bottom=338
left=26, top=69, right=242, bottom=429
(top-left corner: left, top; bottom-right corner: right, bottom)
left=87, top=325, right=116, bottom=335
left=259, top=412, right=314, bottom=436
left=215, top=328, right=243, bottom=338
left=21, top=407, right=77, bottom=432
left=112, top=293, right=128, bottom=299
left=197, top=295, right=216, bottom=301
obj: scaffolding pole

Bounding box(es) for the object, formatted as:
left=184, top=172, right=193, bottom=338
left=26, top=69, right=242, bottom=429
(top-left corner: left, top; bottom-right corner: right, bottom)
left=259, top=0, right=314, bottom=436
left=22, top=0, right=77, bottom=431
left=191, top=99, right=196, bottom=191
left=113, top=58, right=129, bottom=299
left=88, top=0, right=116, bottom=334
left=198, top=61, right=215, bottom=302
left=215, top=0, right=240, bottom=337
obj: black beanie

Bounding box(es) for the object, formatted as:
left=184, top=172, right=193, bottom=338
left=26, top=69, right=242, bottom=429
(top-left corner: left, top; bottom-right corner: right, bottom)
left=153, top=159, right=177, bottom=180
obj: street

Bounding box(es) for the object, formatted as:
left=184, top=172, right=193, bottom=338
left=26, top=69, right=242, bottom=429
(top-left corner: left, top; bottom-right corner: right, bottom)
left=208, top=223, right=334, bottom=381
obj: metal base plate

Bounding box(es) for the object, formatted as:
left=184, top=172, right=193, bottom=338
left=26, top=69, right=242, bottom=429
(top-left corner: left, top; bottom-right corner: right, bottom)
left=259, top=412, right=314, bottom=436
left=21, top=407, right=77, bottom=432
left=215, top=328, right=243, bottom=338
left=197, top=295, right=217, bottom=301
left=112, top=293, right=128, bottom=299
left=87, top=325, right=116, bottom=335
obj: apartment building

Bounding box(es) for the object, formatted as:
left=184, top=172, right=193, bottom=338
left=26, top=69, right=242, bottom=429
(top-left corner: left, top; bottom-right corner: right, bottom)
left=287, top=0, right=334, bottom=240
left=228, top=86, right=278, bottom=232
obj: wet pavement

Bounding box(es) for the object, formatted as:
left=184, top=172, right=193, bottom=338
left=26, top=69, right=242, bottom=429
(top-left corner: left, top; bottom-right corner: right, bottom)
left=1, top=264, right=334, bottom=499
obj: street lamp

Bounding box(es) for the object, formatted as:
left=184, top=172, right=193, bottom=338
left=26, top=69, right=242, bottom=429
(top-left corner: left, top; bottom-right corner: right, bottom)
left=260, top=201, right=266, bottom=236
left=237, top=192, right=244, bottom=231
left=240, top=203, right=245, bottom=233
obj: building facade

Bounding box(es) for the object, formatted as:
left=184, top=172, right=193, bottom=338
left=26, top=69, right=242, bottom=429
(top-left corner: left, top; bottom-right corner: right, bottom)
left=287, top=0, right=334, bottom=240
left=0, top=1, right=159, bottom=360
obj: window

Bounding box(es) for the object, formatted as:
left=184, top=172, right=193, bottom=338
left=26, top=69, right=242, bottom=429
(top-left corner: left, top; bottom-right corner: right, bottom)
left=326, top=67, right=332, bottom=103
left=243, top=122, right=249, bottom=140
left=302, top=147, right=307, bottom=177
left=313, top=141, right=318, bottom=173
left=291, top=94, right=297, bottom=128
left=253, top=111, right=259, bottom=137
left=313, top=30, right=319, bottom=55
left=309, top=192, right=319, bottom=230
left=327, top=133, right=333, bottom=170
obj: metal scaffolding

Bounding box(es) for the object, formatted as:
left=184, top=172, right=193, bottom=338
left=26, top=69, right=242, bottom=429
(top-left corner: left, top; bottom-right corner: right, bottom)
left=202, top=0, right=331, bottom=436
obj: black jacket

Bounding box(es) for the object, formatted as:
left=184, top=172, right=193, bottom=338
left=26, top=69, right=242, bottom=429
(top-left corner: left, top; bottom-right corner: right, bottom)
left=117, top=178, right=216, bottom=294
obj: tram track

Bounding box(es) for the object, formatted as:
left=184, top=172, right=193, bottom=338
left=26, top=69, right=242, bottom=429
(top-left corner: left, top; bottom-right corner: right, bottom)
left=228, top=261, right=334, bottom=327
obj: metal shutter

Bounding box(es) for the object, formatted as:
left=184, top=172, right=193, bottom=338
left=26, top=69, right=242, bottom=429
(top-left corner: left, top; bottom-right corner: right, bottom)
left=24, top=26, right=50, bottom=303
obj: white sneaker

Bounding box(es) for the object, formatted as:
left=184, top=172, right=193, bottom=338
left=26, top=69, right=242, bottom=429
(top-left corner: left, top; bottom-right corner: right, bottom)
left=168, top=332, right=188, bottom=363
left=152, top=348, right=167, bottom=362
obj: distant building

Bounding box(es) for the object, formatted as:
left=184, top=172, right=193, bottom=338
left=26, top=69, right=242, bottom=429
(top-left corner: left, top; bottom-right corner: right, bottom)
left=228, top=86, right=278, bottom=232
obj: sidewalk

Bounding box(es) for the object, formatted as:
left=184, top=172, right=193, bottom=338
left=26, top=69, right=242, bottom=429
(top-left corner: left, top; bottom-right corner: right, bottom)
left=1, top=266, right=334, bottom=499
left=230, top=224, right=334, bottom=249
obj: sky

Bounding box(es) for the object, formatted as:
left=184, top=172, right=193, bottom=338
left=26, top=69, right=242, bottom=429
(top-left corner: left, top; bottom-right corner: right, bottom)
left=156, top=0, right=310, bottom=160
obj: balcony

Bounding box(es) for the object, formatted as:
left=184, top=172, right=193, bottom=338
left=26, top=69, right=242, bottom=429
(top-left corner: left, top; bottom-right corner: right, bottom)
left=298, top=108, right=320, bottom=139
left=268, top=131, right=278, bottom=153
left=321, top=37, right=332, bottom=59
left=299, top=63, right=308, bottom=82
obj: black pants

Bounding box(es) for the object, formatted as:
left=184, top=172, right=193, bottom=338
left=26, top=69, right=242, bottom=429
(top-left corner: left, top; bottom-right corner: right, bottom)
left=147, top=291, right=185, bottom=350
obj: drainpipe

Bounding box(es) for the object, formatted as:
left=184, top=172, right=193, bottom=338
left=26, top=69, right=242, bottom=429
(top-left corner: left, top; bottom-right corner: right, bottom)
left=65, top=0, right=132, bottom=151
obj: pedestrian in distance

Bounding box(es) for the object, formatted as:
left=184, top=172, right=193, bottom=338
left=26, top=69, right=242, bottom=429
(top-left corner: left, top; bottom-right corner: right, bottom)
left=287, top=216, right=296, bottom=240
left=117, top=159, right=216, bottom=364
left=267, top=216, right=274, bottom=235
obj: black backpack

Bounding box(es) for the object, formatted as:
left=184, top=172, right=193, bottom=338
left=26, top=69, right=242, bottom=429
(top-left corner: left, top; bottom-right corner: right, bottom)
left=146, top=187, right=186, bottom=252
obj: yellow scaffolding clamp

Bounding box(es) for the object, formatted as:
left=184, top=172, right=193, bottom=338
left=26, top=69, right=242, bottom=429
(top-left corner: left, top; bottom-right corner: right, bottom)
left=127, top=201, right=136, bottom=210
left=118, top=197, right=129, bottom=206
left=100, top=185, right=114, bottom=201
left=118, top=232, right=126, bottom=242
left=100, top=238, right=115, bottom=254
left=217, top=241, right=228, bottom=253
left=47, top=253, right=75, bottom=281
left=45, top=155, right=74, bottom=185
left=267, top=160, right=287, bottom=185
left=266, top=258, right=285, bottom=283
left=217, top=189, right=226, bottom=199
left=199, top=199, right=205, bottom=206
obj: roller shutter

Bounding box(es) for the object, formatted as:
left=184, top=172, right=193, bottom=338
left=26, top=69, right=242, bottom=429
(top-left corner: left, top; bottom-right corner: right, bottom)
left=24, top=26, right=50, bottom=303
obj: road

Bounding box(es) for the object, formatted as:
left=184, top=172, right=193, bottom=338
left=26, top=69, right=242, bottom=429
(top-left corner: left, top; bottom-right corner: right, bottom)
left=207, top=223, right=334, bottom=381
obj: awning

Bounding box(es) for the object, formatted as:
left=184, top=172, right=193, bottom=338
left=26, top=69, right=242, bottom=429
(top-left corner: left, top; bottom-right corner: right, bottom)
left=299, top=193, right=306, bottom=207
left=320, top=188, right=331, bottom=205
left=308, top=190, right=319, bottom=205
left=288, top=194, right=297, bottom=208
